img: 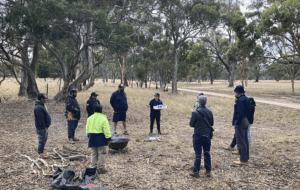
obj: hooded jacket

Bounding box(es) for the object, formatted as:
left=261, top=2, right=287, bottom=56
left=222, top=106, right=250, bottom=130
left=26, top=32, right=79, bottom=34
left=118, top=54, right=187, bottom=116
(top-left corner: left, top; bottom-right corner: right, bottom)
left=86, top=96, right=100, bottom=117
left=65, top=95, right=81, bottom=120
left=233, top=95, right=251, bottom=126
left=190, top=105, right=214, bottom=138
left=110, top=90, right=128, bottom=112
left=34, top=101, right=51, bottom=130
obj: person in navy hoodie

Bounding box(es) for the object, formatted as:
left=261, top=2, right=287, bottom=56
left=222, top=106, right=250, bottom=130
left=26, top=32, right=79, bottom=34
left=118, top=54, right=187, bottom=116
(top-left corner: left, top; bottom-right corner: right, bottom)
left=147, top=93, right=163, bottom=135
left=34, top=93, right=51, bottom=159
left=110, top=84, right=129, bottom=135
left=86, top=92, right=101, bottom=117
left=232, top=85, right=251, bottom=165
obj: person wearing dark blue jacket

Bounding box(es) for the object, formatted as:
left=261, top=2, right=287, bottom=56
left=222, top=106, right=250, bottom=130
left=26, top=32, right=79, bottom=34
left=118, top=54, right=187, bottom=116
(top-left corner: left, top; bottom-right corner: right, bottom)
left=34, top=93, right=51, bottom=159
left=232, top=85, right=251, bottom=165
left=86, top=92, right=101, bottom=117
left=65, top=89, right=81, bottom=144
left=147, top=93, right=163, bottom=135
left=189, top=96, right=214, bottom=178
left=110, top=84, right=129, bottom=135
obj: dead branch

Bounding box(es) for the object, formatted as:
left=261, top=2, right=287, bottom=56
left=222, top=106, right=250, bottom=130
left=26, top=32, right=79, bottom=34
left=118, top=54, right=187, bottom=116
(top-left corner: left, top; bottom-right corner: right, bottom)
left=15, top=152, right=52, bottom=176
left=37, top=158, right=49, bottom=167
left=53, top=148, right=66, bottom=164
left=63, top=146, right=77, bottom=152
left=69, top=155, right=87, bottom=161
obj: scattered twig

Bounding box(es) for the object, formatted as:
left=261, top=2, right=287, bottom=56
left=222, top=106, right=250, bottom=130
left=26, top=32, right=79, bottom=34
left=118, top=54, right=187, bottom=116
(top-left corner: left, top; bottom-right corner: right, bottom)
left=69, top=155, right=87, bottom=161
left=15, top=152, right=51, bottom=176
left=37, top=158, right=49, bottom=167
left=63, top=146, right=77, bottom=152
left=53, top=148, right=66, bottom=164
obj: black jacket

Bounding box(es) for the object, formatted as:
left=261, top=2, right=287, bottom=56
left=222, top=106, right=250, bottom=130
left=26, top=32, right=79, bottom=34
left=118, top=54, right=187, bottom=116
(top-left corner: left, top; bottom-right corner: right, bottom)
left=110, top=90, right=128, bottom=112
left=190, top=106, right=214, bottom=138
left=65, top=95, right=81, bottom=120
left=86, top=97, right=100, bottom=117
left=248, top=102, right=256, bottom=124
left=34, top=101, right=51, bottom=130
left=233, top=95, right=251, bottom=126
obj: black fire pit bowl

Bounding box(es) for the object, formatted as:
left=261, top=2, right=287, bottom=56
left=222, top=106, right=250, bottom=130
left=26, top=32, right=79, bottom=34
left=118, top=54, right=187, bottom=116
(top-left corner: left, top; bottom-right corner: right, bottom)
left=109, top=138, right=130, bottom=150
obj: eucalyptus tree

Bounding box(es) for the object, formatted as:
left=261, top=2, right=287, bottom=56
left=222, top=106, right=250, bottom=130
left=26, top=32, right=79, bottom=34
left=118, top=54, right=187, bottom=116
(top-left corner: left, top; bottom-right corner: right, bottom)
left=259, top=0, right=300, bottom=94
left=0, top=1, right=42, bottom=98
left=202, top=0, right=243, bottom=87
left=158, top=0, right=220, bottom=93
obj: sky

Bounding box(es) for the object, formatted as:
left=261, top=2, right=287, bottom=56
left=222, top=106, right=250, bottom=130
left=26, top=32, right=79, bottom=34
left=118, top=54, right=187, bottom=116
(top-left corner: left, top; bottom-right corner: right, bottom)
left=240, top=0, right=252, bottom=13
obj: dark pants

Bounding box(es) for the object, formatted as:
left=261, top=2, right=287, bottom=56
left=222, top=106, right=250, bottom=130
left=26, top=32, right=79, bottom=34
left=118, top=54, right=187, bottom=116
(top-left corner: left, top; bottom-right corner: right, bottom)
left=36, top=128, right=48, bottom=154
left=68, top=120, right=78, bottom=139
left=150, top=112, right=161, bottom=132
left=230, top=134, right=236, bottom=148
left=235, top=118, right=249, bottom=162
left=113, top=112, right=126, bottom=122
left=193, top=135, right=211, bottom=172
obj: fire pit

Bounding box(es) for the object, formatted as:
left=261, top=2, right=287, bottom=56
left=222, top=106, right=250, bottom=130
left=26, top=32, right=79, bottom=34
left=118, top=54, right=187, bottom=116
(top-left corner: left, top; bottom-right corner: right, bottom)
left=109, top=138, right=130, bottom=150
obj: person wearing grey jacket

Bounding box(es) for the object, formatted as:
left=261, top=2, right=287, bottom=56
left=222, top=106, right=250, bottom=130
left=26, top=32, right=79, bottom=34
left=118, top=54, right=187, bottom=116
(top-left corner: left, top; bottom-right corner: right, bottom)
left=189, top=96, right=214, bottom=178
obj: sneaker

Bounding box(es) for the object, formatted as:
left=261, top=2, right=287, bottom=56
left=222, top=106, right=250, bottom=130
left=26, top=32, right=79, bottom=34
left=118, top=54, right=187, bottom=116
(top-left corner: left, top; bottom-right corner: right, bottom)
left=43, top=151, right=48, bottom=155
left=189, top=171, right=200, bottom=178
left=39, top=154, right=49, bottom=159
left=158, top=132, right=162, bottom=135
left=97, top=168, right=108, bottom=174
left=69, top=138, right=75, bottom=144
left=206, top=170, right=211, bottom=177
left=124, top=131, right=129, bottom=135
left=149, top=132, right=153, bottom=135
left=233, top=160, right=248, bottom=165
left=73, top=137, right=79, bottom=141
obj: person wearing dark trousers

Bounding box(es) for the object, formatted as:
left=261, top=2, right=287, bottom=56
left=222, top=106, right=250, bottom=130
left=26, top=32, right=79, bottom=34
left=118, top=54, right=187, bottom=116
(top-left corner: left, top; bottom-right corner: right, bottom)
left=147, top=93, right=163, bottom=135
left=189, top=96, right=214, bottom=178
left=65, top=89, right=81, bottom=144
left=86, top=92, right=100, bottom=117
left=232, top=85, right=251, bottom=165
left=226, top=97, right=238, bottom=151
left=110, top=84, right=129, bottom=136
left=34, top=93, right=51, bottom=159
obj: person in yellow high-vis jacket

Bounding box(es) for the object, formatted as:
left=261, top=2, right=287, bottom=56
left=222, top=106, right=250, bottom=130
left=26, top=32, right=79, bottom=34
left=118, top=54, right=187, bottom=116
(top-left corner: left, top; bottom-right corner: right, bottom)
left=86, top=105, right=111, bottom=174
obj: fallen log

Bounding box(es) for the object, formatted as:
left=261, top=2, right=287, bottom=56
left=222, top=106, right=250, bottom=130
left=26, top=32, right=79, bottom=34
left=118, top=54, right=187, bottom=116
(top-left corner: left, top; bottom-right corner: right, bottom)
left=63, top=146, right=77, bottom=152
left=69, top=155, right=87, bottom=161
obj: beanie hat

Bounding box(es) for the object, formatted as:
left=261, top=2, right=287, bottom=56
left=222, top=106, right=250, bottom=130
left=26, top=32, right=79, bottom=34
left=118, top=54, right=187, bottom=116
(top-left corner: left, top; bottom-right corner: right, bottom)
left=94, top=105, right=103, bottom=113
left=198, top=96, right=207, bottom=105
left=234, top=85, right=245, bottom=94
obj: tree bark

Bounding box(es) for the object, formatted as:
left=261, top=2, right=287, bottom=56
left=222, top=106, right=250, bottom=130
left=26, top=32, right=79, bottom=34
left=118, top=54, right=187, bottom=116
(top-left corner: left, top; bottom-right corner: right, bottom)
left=228, top=62, right=235, bottom=87
left=255, top=65, right=260, bottom=82
left=18, top=68, right=28, bottom=96
left=27, top=41, right=40, bottom=99
left=172, top=48, right=180, bottom=93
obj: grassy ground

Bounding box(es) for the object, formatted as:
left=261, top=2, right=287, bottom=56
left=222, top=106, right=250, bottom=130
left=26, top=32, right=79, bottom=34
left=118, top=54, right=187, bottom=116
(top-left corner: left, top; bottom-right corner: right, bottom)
left=1, top=79, right=300, bottom=189
left=177, top=80, right=300, bottom=103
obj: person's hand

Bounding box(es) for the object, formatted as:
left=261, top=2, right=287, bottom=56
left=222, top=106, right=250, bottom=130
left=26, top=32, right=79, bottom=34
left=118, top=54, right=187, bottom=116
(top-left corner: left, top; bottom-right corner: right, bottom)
left=107, top=141, right=111, bottom=145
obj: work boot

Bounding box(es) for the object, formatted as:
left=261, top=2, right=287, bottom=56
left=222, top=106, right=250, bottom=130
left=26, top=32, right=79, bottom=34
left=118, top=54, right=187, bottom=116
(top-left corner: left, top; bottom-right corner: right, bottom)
left=189, top=171, right=200, bottom=178
left=232, top=150, right=239, bottom=155
left=97, top=168, right=108, bottom=174
left=68, top=138, right=75, bottom=144
left=124, top=131, right=129, bottom=135
left=233, top=160, right=248, bottom=165
left=206, top=170, right=211, bottom=177
left=225, top=146, right=235, bottom=151
left=43, top=151, right=48, bottom=155
left=39, top=154, right=49, bottom=159
left=73, top=137, right=79, bottom=141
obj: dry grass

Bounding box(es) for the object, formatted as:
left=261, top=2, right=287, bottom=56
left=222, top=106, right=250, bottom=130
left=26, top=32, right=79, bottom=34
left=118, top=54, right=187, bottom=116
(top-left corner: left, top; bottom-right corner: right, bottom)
left=177, top=80, right=300, bottom=98
left=1, top=79, right=300, bottom=189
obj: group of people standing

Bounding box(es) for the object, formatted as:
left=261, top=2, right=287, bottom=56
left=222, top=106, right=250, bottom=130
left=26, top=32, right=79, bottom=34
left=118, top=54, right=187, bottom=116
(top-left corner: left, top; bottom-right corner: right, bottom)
left=189, top=85, right=256, bottom=178
left=33, top=83, right=255, bottom=177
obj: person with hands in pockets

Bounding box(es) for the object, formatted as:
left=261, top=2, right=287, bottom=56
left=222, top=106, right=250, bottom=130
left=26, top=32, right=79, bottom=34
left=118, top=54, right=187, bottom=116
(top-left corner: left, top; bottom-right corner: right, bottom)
left=147, top=93, right=163, bottom=135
